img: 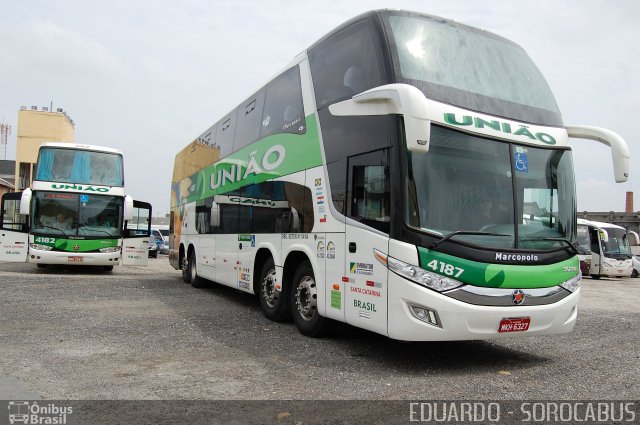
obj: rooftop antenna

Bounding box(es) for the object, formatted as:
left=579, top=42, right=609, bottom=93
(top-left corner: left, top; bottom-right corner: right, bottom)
left=0, top=116, right=11, bottom=160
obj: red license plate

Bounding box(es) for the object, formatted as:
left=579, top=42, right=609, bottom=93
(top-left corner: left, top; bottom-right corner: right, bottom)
left=68, top=256, right=84, bottom=262
left=498, top=317, right=530, bottom=333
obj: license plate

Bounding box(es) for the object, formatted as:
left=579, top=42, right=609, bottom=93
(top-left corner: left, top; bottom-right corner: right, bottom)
left=68, top=256, right=83, bottom=262
left=498, top=317, right=530, bottom=333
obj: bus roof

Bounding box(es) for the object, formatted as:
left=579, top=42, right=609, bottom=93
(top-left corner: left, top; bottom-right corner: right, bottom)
left=578, top=218, right=626, bottom=230
left=40, top=142, right=123, bottom=155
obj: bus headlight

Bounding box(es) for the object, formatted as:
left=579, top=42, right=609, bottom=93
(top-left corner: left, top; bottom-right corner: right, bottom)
left=386, top=255, right=463, bottom=292
left=560, top=272, right=581, bottom=293
left=30, top=244, right=53, bottom=251
left=99, top=246, right=121, bottom=253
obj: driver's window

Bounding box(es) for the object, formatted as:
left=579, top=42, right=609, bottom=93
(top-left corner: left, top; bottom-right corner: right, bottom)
left=126, top=202, right=151, bottom=237
left=347, top=148, right=390, bottom=233
left=1, top=194, right=27, bottom=232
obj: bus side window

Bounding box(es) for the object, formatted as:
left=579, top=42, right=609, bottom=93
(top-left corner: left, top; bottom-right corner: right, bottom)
left=309, top=20, right=385, bottom=109
left=347, top=148, right=390, bottom=234
left=215, top=111, right=237, bottom=158
left=233, top=88, right=266, bottom=152
left=260, top=66, right=305, bottom=139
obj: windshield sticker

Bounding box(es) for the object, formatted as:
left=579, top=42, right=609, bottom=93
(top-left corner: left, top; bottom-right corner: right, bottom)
left=514, top=147, right=528, bottom=173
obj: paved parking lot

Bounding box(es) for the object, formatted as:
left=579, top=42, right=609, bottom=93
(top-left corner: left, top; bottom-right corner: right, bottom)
left=0, top=258, right=638, bottom=400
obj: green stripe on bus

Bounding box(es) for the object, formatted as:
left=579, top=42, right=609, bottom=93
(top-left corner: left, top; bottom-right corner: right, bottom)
left=417, top=247, right=579, bottom=289
left=36, top=238, right=119, bottom=252
left=173, top=114, right=323, bottom=206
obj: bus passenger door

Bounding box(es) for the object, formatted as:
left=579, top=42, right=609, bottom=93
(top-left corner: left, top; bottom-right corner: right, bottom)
left=122, top=200, right=151, bottom=266
left=589, top=228, right=602, bottom=276
left=344, top=149, right=390, bottom=336
left=0, top=192, right=28, bottom=263
left=235, top=186, right=256, bottom=292
left=215, top=193, right=245, bottom=287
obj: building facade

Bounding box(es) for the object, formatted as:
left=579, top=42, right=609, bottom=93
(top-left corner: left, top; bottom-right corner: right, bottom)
left=15, top=107, right=74, bottom=190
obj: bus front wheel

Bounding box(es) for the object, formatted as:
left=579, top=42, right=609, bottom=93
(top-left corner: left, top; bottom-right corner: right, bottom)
left=291, top=262, right=327, bottom=337
left=259, top=258, right=290, bottom=321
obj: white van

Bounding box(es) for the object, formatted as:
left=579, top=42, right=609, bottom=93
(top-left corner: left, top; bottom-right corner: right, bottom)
left=150, top=225, right=169, bottom=255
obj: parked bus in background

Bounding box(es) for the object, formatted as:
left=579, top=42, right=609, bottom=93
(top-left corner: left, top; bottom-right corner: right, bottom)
left=577, top=218, right=635, bottom=279
left=0, top=143, right=151, bottom=269
left=170, top=10, right=630, bottom=340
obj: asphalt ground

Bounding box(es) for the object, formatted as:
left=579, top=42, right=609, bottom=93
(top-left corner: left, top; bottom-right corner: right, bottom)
left=0, top=257, right=638, bottom=418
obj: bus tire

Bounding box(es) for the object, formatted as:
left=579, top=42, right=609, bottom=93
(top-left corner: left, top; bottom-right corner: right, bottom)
left=632, top=270, right=638, bottom=278
left=181, top=251, right=190, bottom=283
left=259, top=258, right=290, bottom=322
left=189, top=249, right=205, bottom=288
left=590, top=274, right=601, bottom=280
left=290, top=262, right=327, bottom=337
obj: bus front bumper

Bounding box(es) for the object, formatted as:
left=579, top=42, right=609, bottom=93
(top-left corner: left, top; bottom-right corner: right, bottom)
left=387, top=272, right=579, bottom=341
left=28, top=249, right=121, bottom=266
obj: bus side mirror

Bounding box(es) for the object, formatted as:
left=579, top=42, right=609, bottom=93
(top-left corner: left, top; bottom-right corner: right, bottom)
left=566, top=125, right=630, bottom=183
left=19, top=189, right=32, bottom=215
left=210, top=202, right=220, bottom=228
left=124, top=195, right=134, bottom=221
left=329, top=83, right=430, bottom=153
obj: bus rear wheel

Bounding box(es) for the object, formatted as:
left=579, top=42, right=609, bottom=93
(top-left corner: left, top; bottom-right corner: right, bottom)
left=181, top=251, right=190, bottom=283
left=290, top=262, right=327, bottom=337
left=259, top=258, right=290, bottom=321
left=189, top=250, right=205, bottom=288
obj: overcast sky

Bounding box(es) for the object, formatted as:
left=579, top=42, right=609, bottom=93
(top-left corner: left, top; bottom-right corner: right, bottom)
left=1, top=0, right=638, bottom=216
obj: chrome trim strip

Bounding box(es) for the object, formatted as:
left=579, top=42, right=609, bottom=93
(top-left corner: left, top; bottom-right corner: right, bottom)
left=444, top=285, right=570, bottom=306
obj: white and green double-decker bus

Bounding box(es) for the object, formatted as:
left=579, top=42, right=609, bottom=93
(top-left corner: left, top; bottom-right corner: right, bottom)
left=169, top=10, right=629, bottom=340
left=0, top=143, right=152, bottom=270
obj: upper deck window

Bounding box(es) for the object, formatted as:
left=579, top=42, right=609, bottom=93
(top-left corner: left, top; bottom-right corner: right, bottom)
left=309, top=21, right=386, bottom=110
left=385, top=14, right=562, bottom=126
left=35, top=147, right=124, bottom=186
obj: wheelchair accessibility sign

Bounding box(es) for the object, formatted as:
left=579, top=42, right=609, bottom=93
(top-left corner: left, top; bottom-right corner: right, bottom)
left=514, top=147, right=528, bottom=173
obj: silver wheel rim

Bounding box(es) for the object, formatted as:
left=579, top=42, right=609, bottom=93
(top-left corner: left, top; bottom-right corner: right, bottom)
left=295, top=275, right=317, bottom=321
left=190, top=255, right=196, bottom=281
left=261, top=268, right=278, bottom=307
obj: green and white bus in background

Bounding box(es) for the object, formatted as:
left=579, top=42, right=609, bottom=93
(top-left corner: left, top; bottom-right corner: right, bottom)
left=576, top=218, right=634, bottom=279
left=169, top=10, right=630, bottom=340
left=0, top=143, right=152, bottom=270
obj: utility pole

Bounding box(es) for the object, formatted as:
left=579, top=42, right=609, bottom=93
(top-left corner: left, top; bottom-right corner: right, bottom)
left=0, top=119, right=11, bottom=160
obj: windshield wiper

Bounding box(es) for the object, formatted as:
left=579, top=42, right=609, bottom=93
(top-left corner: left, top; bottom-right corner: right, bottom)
left=519, top=237, right=579, bottom=256
left=431, top=231, right=511, bottom=250
left=83, top=227, right=115, bottom=237
left=40, top=225, right=70, bottom=237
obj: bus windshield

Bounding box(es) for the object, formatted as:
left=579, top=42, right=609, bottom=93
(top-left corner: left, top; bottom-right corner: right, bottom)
left=34, top=147, right=124, bottom=187
left=405, top=126, right=576, bottom=250
left=31, top=192, right=123, bottom=237
left=385, top=13, right=562, bottom=125
left=603, top=228, right=632, bottom=260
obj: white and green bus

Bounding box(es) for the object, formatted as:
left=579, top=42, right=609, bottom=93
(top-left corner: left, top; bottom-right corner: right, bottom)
left=576, top=218, right=634, bottom=279
left=169, top=10, right=629, bottom=340
left=0, top=143, right=152, bottom=270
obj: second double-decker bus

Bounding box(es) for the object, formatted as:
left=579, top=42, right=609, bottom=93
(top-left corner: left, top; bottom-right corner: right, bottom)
left=169, top=10, right=630, bottom=340
left=0, top=143, right=152, bottom=269
left=577, top=218, right=634, bottom=279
